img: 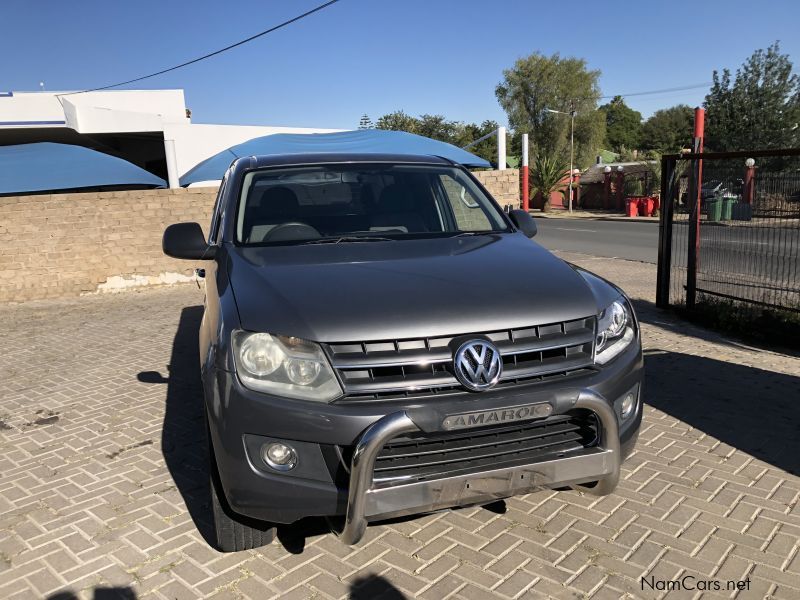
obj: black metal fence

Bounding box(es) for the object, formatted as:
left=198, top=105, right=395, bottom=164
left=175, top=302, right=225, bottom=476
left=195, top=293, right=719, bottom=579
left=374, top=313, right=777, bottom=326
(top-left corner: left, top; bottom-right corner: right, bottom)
left=656, top=148, right=800, bottom=313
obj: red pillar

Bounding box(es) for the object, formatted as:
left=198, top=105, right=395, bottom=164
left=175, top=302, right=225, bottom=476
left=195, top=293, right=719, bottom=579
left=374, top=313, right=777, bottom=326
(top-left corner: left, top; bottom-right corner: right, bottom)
left=603, top=166, right=611, bottom=209
left=615, top=166, right=624, bottom=211
left=686, top=107, right=705, bottom=309
left=572, top=170, right=581, bottom=208
left=743, top=158, right=755, bottom=204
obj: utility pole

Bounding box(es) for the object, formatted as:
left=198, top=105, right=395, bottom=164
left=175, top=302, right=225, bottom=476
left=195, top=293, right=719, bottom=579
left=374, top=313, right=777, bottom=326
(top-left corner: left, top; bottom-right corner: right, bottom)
left=544, top=102, right=578, bottom=212
left=568, top=101, right=576, bottom=213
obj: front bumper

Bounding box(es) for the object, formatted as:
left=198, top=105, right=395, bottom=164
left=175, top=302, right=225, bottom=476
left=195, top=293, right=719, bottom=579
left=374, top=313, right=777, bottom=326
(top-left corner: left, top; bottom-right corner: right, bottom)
left=339, top=390, right=620, bottom=544
left=204, top=340, right=643, bottom=537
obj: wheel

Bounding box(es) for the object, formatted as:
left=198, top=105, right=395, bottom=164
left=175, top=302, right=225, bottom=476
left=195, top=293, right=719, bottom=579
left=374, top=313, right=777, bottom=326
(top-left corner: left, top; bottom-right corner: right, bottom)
left=206, top=416, right=276, bottom=552
left=209, top=473, right=276, bottom=552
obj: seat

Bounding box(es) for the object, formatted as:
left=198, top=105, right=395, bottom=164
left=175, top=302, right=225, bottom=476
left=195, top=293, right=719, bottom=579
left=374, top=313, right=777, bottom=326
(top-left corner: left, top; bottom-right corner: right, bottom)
left=246, top=186, right=301, bottom=242
left=370, top=184, right=428, bottom=233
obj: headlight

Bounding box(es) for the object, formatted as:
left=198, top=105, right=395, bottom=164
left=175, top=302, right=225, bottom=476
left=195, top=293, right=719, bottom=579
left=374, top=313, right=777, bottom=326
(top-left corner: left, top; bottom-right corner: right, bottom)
left=595, top=299, right=636, bottom=365
left=232, top=331, right=342, bottom=402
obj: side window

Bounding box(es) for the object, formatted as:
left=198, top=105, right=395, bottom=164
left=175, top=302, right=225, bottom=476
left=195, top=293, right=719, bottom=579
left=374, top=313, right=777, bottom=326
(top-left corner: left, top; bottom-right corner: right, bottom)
left=208, top=173, right=228, bottom=244
left=438, top=175, right=493, bottom=231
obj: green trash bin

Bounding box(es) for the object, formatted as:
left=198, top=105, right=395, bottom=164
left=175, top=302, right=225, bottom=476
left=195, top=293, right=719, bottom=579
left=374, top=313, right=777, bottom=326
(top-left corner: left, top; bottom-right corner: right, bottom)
left=706, top=198, right=722, bottom=221
left=721, top=195, right=735, bottom=220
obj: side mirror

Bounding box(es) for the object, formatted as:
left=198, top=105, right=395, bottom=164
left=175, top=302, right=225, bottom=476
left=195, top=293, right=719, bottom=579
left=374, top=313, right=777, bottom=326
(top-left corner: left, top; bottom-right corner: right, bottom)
left=508, top=209, right=537, bottom=238
left=163, top=222, right=217, bottom=260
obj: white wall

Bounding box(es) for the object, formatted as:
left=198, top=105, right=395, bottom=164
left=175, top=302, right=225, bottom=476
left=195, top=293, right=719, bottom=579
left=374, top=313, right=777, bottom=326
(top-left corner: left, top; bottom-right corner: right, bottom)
left=0, top=90, right=189, bottom=131
left=164, top=123, right=342, bottom=177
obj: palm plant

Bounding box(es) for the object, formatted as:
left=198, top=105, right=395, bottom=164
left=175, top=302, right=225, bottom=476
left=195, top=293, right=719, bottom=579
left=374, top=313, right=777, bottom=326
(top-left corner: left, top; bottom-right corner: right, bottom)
left=531, top=154, right=568, bottom=212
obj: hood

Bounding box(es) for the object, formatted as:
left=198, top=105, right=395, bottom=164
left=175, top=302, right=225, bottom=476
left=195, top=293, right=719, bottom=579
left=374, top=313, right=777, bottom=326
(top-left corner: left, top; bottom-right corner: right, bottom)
left=228, top=233, right=599, bottom=342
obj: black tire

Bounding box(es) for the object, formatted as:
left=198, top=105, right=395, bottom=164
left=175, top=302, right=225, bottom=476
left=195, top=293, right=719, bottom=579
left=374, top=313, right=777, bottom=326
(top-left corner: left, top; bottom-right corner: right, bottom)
left=209, top=473, right=276, bottom=552
left=206, top=414, right=275, bottom=552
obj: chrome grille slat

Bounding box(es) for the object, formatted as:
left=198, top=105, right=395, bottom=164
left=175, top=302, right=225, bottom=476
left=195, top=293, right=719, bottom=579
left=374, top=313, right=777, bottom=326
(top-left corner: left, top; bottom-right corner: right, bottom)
left=325, top=316, right=595, bottom=399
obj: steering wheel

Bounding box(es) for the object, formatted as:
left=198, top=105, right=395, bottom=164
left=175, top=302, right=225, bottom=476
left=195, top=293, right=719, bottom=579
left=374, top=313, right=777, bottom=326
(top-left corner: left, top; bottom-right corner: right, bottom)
left=261, top=222, right=321, bottom=242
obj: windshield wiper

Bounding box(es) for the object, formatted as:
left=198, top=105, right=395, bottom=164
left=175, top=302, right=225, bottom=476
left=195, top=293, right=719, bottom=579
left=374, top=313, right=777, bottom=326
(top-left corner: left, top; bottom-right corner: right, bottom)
left=302, top=235, right=395, bottom=245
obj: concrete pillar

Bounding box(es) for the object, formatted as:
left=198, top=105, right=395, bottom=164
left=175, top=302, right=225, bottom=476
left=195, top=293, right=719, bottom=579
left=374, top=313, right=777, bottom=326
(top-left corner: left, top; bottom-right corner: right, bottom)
left=744, top=158, right=755, bottom=204
left=164, top=139, right=180, bottom=189
left=497, top=127, right=506, bottom=171
left=603, top=166, right=612, bottom=209
left=521, top=134, right=529, bottom=211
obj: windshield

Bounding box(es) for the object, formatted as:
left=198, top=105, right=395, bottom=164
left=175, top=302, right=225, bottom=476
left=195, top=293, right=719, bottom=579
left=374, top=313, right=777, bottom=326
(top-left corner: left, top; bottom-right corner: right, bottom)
left=235, top=163, right=510, bottom=245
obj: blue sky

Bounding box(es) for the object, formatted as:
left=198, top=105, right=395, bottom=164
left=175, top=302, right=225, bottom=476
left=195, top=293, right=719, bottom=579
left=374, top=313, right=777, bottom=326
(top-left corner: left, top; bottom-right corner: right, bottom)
left=3, top=0, right=799, bottom=129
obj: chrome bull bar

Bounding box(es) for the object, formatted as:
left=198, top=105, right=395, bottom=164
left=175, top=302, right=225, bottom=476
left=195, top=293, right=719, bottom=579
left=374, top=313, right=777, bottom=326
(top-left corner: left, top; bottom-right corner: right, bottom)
left=337, top=390, right=620, bottom=545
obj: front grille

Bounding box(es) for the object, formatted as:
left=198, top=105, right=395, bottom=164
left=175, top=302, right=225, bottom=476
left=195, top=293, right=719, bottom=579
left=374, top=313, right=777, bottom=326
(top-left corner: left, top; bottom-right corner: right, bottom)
left=366, top=410, right=599, bottom=485
left=325, top=317, right=596, bottom=399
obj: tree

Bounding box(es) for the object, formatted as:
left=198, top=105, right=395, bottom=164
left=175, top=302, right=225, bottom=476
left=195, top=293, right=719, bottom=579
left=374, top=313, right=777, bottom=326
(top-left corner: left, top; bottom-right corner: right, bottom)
left=375, top=110, right=418, bottom=132
left=375, top=111, right=500, bottom=165
left=704, top=42, right=800, bottom=151
left=641, top=105, right=693, bottom=153
left=358, top=114, right=374, bottom=129
left=599, top=96, right=642, bottom=152
left=495, top=52, right=606, bottom=168
left=530, top=154, right=568, bottom=212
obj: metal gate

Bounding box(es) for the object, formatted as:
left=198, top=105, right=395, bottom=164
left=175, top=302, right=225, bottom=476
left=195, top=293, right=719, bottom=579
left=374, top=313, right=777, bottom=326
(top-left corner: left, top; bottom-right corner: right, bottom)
left=656, top=148, right=800, bottom=313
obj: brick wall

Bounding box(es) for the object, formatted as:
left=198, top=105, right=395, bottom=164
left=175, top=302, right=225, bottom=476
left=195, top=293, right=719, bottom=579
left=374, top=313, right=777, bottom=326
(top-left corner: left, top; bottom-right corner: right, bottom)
left=0, top=169, right=520, bottom=302
left=0, top=188, right=218, bottom=303
left=473, top=168, right=520, bottom=210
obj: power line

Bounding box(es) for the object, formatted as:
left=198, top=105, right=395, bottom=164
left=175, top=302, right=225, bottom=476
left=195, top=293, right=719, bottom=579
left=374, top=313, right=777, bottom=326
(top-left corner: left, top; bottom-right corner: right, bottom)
left=597, top=82, right=712, bottom=100
left=58, top=0, right=341, bottom=96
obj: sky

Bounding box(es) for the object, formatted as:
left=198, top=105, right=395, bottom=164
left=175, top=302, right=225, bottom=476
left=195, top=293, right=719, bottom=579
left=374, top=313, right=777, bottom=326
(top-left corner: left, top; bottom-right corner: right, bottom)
left=3, top=0, right=799, bottom=130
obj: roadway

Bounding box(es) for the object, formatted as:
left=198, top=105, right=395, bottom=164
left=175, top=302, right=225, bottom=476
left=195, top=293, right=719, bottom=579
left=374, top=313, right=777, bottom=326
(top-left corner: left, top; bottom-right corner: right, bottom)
left=534, top=216, right=799, bottom=304
left=535, top=217, right=659, bottom=263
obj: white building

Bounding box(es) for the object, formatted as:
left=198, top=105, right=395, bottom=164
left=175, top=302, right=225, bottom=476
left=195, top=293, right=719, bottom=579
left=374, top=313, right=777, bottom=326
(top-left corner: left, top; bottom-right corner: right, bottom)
left=0, top=89, right=339, bottom=188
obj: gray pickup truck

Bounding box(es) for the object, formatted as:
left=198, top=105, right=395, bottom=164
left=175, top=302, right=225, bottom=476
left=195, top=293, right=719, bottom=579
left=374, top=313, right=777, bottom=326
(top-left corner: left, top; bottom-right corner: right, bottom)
left=163, top=153, right=642, bottom=551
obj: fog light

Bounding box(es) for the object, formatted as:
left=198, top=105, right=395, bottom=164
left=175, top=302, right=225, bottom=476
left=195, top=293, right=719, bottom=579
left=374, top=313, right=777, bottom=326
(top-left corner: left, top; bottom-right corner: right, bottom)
left=621, top=393, right=636, bottom=419
left=262, top=442, right=297, bottom=471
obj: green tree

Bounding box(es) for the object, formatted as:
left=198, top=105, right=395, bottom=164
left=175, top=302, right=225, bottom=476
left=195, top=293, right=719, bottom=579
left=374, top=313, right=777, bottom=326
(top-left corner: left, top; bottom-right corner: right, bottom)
left=375, top=112, right=501, bottom=165
left=640, top=105, right=693, bottom=153
left=416, top=114, right=458, bottom=142
left=375, top=110, right=419, bottom=133
left=358, top=114, right=374, bottom=129
left=599, top=96, right=642, bottom=152
left=495, top=51, right=606, bottom=168
left=704, top=42, right=800, bottom=151
left=530, top=154, right=568, bottom=212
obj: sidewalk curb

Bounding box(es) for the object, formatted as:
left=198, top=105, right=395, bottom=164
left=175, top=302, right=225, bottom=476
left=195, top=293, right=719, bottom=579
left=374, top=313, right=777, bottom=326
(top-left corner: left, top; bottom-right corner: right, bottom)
left=533, top=213, right=660, bottom=224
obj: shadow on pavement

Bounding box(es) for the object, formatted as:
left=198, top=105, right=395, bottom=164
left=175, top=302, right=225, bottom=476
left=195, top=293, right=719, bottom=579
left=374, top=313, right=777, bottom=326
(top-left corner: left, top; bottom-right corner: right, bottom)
left=643, top=347, right=800, bottom=476
left=48, top=588, right=136, bottom=599
left=633, top=298, right=800, bottom=474
left=349, top=574, right=406, bottom=599
left=138, top=305, right=215, bottom=547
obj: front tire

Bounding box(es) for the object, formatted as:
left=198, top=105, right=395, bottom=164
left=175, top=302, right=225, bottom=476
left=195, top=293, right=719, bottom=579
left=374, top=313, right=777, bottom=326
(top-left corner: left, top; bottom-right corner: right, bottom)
left=206, top=413, right=275, bottom=552
left=210, top=473, right=276, bottom=552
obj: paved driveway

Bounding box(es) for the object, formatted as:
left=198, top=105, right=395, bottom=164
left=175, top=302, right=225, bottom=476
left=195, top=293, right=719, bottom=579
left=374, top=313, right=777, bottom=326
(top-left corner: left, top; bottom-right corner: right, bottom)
left=1, top=253, right=798, bottom=600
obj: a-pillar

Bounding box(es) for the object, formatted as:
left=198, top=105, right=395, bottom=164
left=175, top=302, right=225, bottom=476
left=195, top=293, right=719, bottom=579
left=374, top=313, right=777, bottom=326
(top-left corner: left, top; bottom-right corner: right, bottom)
left=615, top=166, right=624, bottom=211
left=603, top=166, right=612, bottom=209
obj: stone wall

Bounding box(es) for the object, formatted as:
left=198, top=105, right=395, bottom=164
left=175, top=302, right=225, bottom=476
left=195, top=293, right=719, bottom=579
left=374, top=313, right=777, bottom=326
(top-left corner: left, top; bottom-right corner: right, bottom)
left=0, top=188, right=218, bottom=303
left=0, top=169, right=520, bottom=302
left=473, top=168, right=521, bottom=209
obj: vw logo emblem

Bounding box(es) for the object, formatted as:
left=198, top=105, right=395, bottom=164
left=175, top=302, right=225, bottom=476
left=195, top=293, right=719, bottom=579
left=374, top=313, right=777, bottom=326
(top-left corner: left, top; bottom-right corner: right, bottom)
left=453, top=339, right=503, bottom=391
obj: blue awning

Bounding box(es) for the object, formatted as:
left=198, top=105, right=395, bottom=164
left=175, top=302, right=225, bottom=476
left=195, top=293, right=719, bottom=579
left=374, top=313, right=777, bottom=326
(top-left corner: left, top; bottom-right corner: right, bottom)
left=0, top=142, right=165, bottom=194
left=180, top=129, right=491, bottom=186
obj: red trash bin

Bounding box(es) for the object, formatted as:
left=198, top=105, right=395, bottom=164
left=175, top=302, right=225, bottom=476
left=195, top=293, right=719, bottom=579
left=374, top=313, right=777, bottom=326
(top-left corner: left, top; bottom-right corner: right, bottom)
left=625, top=198, right=639, bottom=217
left=639, top=197, right=654, bottom=217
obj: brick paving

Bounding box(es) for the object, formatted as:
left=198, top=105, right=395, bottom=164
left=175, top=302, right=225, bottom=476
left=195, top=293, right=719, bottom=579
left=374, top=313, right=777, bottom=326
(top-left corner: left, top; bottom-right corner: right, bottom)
left=1, top=253, right=798, bottom=600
